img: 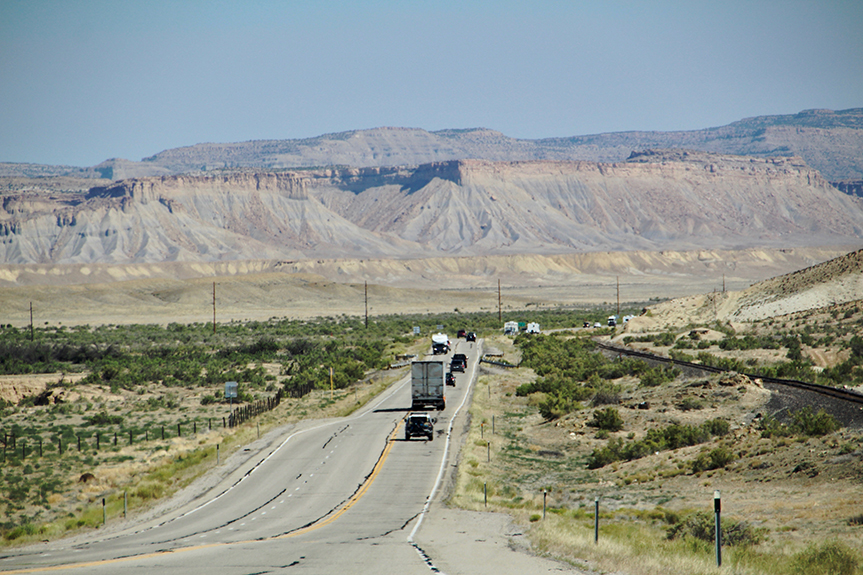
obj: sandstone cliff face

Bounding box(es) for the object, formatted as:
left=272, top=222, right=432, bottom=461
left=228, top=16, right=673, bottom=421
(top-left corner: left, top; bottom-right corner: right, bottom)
left=0, top=154, right=861, bottom=265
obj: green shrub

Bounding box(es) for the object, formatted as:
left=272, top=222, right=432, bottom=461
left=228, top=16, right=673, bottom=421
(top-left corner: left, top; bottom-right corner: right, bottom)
left=692, top=446, right=735, bottom=473
left=538, top=391, right=580, bottom=420
left=589, top=407, right=624, bottom=431
left=134, top=481, right=166, bottom=501
left=652, top=332, right=677, bottom=347
left=2, top=523, right=38, bottom=541
left=591, top=382, right=621, bottom=406
left=760, top=408, right=839, bottom=438
left=701, top=418, right=730, bottom=436
left=640, top=366, right=680, bottom=387
left=85, top=411, right=123, bottom=426
left=677, top=397, right=704, bottom=411
left=758, top=414, right=791, bottom=438
left=587, top=418, right=729, bottom=468
left=791, top=540, right=859, bottom=575
left=199, top=394, right=219, bottom=405
left=666, top=511, right=765, bottom=546
left=791, top=407, right=839, bottom=437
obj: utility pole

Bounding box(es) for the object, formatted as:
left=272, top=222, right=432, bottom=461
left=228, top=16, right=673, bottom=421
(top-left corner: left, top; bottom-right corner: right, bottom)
left=713, top=289, right=717, bottom=319
left=212, top=282, right=216, bottom=334
left=29, top=302, right=34, bottom=341
left=722, top=273, right=726, bottom=293
left=498, top=279, right=502, bottom=322
left=364, top=281, right=368, bottom=328
left=616, top=276, right=620, bottom=317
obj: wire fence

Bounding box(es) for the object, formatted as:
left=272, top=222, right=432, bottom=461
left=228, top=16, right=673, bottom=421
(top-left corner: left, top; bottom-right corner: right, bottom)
left=1, top=391, right=284, bottom=461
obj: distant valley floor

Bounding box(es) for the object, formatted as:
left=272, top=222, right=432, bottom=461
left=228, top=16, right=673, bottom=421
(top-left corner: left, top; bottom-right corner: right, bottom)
left=0, top=246, right=858, bottom=327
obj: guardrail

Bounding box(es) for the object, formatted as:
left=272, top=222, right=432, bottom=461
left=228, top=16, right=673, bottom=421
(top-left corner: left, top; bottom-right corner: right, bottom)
left=480, top=357, right=519, bottom=369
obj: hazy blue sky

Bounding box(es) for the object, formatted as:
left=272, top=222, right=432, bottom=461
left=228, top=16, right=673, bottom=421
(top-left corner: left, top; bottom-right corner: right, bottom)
left=2, top=0, right=861, bottom=166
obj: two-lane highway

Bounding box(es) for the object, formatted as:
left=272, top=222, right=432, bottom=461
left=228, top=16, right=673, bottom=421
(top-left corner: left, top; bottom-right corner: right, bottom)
left=0, top=339, right=482, bottom=574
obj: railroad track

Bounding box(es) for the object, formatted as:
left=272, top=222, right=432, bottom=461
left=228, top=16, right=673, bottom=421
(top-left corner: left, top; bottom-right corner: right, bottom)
left=595, top=340, right=863, bottom=406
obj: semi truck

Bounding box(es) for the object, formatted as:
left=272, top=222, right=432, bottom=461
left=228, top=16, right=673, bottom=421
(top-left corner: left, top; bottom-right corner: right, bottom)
left=411, top=360, right=446, bottom=411
left=431, top=333, right=450, bottom=354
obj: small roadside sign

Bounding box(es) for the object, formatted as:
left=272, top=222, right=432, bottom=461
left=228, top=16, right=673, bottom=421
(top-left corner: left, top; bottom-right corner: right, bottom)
left=225, top=381, right=238, bottom=399
left=413, top=326, right=421, bottom=335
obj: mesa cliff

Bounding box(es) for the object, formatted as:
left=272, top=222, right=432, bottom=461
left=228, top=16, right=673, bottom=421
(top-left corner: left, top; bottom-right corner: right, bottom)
left=1, top=153, right=861, bottom=266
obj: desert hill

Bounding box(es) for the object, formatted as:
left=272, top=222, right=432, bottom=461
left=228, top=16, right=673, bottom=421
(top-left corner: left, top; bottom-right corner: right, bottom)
left=626, top=248, right=863, bottom=330
left=2, top=152, right=861, bottom=266
left=2, top=108, right=862, bottom=182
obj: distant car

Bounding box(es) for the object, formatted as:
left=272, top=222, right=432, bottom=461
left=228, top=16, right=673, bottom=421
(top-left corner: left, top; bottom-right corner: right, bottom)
left=583, top=321, right=591, bottom=328
left=457, top=329, right=467, bottom=338
left=466, top=332, right=476, bottom=342
left=594, top=322, right=602, bottom=328
left=446, top=372, right=456, bottom=387
left=405, top=412, right=434, bottom=441
left=451, top=353, right=467, bottom=372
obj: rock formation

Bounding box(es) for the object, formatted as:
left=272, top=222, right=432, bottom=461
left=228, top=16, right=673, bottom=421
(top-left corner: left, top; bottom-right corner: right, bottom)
left=1, top=153, right=861, bottom=266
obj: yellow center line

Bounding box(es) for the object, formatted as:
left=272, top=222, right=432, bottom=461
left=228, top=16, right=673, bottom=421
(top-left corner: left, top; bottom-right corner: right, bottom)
left=0, top=423, right=403, bottom=574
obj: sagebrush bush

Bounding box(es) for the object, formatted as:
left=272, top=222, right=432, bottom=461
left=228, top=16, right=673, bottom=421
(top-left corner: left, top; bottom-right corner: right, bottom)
left=666, top=511, right=765, bottom=546
left=691, top=446, right=735, bottom=473
left=759, top=408, right=840, bottom=438
left=791, top=407, right=839, bottom=436
left=639, top=366, right=680, bottom=387
left=587, top=418, right=730, bottom=468
left=791, top=540, right=859, bottom=575
left=589, top=407, right=624, bottom=431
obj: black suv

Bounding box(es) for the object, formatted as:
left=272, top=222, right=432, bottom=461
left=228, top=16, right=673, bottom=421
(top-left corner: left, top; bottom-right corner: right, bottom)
left=450, top=353, right=467, bottom=372
left=405, top=412, right=434, bottom=441
left=465, top=332, right=476, bottom=342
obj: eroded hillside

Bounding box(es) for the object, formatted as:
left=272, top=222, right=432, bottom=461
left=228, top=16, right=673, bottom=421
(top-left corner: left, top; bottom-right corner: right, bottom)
left=1, top=153, right=861, bottom=266
left=626, top=248, right=863, bottom=330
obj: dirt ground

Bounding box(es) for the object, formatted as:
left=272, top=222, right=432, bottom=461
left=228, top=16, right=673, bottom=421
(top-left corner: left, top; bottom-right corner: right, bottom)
left=0, top=246, right=856, bottom=328
left=450, top=334, right=863, bottom=571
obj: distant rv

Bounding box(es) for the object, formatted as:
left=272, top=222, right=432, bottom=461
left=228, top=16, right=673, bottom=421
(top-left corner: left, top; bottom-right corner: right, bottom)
left=526, top=322, right=540, bottom=334
left=503, top=321, right=519, bottom=335
left=431, top=333, right=451, bottom=354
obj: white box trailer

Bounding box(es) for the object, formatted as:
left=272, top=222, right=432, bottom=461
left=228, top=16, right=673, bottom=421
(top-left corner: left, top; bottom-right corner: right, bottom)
left=526, top=322, right=540, bottom=334
left=503, top=321, right=519, bottom=335
left=411, top=360, right=446, bottom=411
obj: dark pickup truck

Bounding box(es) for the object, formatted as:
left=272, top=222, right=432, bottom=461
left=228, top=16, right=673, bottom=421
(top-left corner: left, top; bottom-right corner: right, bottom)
left=450, top=353, right=467, bottom=372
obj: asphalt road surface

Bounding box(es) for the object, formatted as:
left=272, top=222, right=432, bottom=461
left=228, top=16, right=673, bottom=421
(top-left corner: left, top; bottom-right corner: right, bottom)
left=0, top=338, right=586, bottom=575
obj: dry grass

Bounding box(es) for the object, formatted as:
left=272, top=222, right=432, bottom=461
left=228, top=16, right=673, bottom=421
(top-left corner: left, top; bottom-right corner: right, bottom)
left=448, top=334, right=863, bottom=575
left=0, top=352, right=413, bottom=548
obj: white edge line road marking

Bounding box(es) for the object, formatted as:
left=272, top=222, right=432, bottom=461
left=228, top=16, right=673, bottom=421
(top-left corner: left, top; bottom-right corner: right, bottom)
left=408, top=341, right=481, bottom=543
left=162, top=374, right=414, bottom=524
